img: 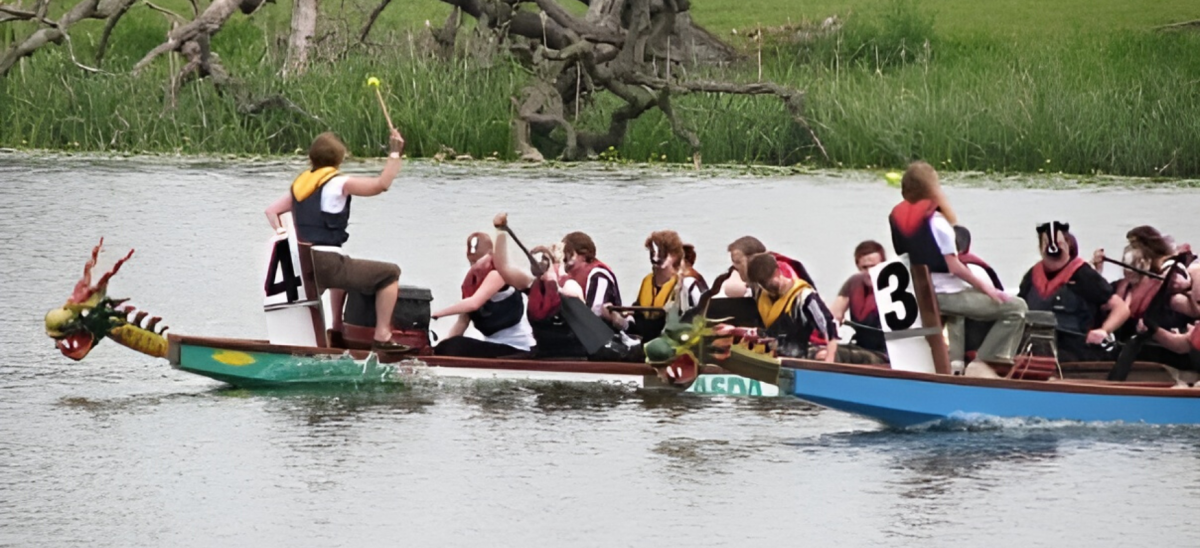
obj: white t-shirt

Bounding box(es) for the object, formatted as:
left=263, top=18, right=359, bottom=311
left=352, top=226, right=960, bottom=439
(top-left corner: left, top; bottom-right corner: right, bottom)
left=928, top=212, right=971, bottom=294
left=320, top=175, right=350, bottom=214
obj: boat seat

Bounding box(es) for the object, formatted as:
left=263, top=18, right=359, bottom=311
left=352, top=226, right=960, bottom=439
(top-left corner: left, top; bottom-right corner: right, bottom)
left=1004, top=311, right=1061, bottom=381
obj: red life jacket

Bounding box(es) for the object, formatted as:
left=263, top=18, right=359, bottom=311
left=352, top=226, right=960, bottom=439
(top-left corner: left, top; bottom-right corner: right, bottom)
left=461, top=256, right=495, bottom=298
left=527, top=277, right=563, bottom=322
left=1128, top=278, right=1163, bottom=319
left=847, top=272, right=877, bottom=322
left=960, top=252, right=1004, bottom=291
left=567, top=259, right=621, bottom=308
left=1029, top=258, right=1086, bottom=300
left=771, top=252, right=818, bottom=289
left=888, top=200, right=949, bottom=273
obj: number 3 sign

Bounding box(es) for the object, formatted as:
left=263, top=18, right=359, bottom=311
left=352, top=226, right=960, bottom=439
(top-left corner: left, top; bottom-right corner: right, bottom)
left=869, top=256, right=940, bottom=374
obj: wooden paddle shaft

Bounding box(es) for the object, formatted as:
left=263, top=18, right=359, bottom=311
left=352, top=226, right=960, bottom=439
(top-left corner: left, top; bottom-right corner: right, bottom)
left=373, top=87, right=396, bottom=131
left=501, top=226, right=542, bottom=273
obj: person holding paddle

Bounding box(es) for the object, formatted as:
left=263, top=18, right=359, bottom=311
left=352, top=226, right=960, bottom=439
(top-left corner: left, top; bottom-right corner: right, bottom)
left=1017, top=222, right=1129, bottom=363
left=623, top=230, right=709, bottom=341
left=264, top=129, right=407, bottom=350
left=429, top=232, right=536, bottom=358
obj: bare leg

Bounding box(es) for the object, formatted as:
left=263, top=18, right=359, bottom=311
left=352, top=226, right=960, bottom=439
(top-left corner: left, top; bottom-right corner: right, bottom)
left=374, top=281, right=399, bottom=342
left=329, top=289, right=347, bottom=332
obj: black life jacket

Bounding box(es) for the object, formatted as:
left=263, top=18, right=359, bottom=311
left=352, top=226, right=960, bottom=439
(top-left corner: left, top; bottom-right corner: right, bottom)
left=889, top=200, right=948, bottom=273
left=291, top=168, right=351, bottom=247
left=1024, top=258, right=1093, bottom=335
left=461, top=258, right=525, bottom=337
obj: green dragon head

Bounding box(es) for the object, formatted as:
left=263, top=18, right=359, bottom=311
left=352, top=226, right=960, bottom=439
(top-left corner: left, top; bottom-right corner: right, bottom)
left=45, top=239, right=167, bottom=361
left=645, top=310, right=781, bottom=387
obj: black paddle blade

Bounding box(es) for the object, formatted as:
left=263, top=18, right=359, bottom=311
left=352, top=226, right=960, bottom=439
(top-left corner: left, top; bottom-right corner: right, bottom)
left=1107, top=332, right=1147, bottom=382
left=559, top=297, right=616, bottom=355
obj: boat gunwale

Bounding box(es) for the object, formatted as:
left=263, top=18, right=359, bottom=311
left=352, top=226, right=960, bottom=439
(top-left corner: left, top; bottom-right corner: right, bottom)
left=780, top=358, right=1200, bottom=398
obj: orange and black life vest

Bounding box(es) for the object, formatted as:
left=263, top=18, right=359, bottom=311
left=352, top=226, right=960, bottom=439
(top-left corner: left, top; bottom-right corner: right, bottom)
left=291, top=167, right=350, bottom=246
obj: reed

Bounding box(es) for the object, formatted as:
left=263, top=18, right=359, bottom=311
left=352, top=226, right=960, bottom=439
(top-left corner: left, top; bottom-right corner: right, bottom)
left=2, top=0, right=1199, bottom=176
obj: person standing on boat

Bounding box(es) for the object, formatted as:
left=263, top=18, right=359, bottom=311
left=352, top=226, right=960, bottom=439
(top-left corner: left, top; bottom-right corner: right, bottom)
left=743, top=252, right=839, bottom=361
left=625, top=230, right=710, bottom=340
left=888, top=161, right=1026, bottom=377
left=1017, top=222, right=1129, bottom=363
left=429, top=232, right=536, bottom=358
left=829, top=240, right=888, bottom=355
left=264, top=130, right=406, bottom=351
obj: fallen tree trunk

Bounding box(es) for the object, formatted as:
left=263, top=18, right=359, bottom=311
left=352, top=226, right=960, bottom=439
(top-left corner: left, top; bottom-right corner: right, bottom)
left=436, top=0, right=820, bottom=163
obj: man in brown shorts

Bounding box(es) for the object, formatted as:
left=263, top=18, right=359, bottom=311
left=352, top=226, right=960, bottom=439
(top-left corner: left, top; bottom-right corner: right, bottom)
left=264, top=129, right=406, bottom=349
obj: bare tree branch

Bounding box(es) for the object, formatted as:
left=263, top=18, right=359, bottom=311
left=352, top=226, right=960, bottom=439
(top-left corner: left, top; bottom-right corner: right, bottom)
left=358, top=0, right=392, bottom=43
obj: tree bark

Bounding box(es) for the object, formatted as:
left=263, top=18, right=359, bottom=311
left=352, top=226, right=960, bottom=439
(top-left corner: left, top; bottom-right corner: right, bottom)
left=435, top=0, right=815, bottom=163
left=132, top=0, right=267, bottom=73
left=282, top=0, right=317, bottom=77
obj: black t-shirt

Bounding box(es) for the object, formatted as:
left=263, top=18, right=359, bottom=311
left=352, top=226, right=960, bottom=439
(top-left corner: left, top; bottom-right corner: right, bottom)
left=1018, top=264, right=1116, bottom=362
left=1018, top=264, right=1114, bottom=307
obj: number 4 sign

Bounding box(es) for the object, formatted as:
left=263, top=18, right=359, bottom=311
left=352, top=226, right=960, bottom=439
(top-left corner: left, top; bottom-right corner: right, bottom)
left=869, top=255, right=946, bottom=374
left=262, top=213, right=325, bottom=347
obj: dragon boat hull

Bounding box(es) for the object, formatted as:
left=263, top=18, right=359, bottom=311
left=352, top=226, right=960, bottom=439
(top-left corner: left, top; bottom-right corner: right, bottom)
left=779, top=359, right=1200, bottom=428
left=167, top=335, right=779, bottom=395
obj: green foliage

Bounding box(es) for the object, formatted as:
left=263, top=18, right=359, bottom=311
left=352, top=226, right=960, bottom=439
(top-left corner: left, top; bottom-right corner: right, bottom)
left=1, top=0, right=1199, bottom=176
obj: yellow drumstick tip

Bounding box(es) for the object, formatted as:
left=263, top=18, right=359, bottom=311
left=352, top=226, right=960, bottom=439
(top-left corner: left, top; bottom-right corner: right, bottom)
left=884, top=171, right=902, bottom=186
left=366, top=76, right=381, bottom=88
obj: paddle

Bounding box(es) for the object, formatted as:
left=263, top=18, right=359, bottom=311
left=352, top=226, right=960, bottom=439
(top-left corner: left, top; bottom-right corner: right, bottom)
left=1102, top=256, right=1165, bottom=281
left=1107, top=253, right=1187, bottom=381
left=496, top=219, right=614, bottom=355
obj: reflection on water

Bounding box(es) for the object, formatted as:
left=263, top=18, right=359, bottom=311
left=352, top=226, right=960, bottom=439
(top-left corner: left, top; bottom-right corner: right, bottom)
left=5, top=156, right=1200, bottom=547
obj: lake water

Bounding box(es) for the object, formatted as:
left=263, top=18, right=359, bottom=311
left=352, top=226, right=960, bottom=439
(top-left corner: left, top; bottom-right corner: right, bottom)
left=2, top=154, right=1199, bottom=547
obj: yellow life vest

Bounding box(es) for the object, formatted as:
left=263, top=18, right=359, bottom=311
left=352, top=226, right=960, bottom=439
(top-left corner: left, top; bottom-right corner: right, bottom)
left=636, top=273, right=678, bottom=308
left=757, top=278, right=811, bottom=328
left=290, top=167, right=341, bottom=201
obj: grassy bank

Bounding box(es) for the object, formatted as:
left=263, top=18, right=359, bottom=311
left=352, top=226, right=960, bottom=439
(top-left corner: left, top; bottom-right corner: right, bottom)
left=1, top=0, right=1198, bottom=176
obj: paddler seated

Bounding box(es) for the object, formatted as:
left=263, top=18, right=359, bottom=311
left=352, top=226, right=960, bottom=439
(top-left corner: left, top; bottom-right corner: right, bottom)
left=719, top=236, right=818, bottom=299
left=744, top=252, right=839, bottom=361
left=622, top=230, right=710, bottom=341
left=1110, top=226, right=1194, bottom=337
left=829, top=240, right=888, bottom=356
left=488, top=213, right=631, bottom=360
left=263, top=130, right=407, bottom=351
left=889, top=161, right=1026, bottom=378
left=561, top=231, right=628, bottom=330
left=1017, top=222, right=1129, bottom=363
left=429, top=232, right=535, bottom=358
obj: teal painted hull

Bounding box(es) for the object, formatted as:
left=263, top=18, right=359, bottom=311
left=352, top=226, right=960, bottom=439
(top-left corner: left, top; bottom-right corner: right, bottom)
left=168, top=335, right=778, bottom=395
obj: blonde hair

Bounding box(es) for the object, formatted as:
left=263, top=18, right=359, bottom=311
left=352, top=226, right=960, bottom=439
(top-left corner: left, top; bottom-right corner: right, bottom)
left=901, top=161, right=957, bottom=225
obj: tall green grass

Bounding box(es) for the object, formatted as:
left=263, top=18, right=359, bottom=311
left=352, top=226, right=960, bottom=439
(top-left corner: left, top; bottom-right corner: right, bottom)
left=2, top=0, right=1199, bottom=176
